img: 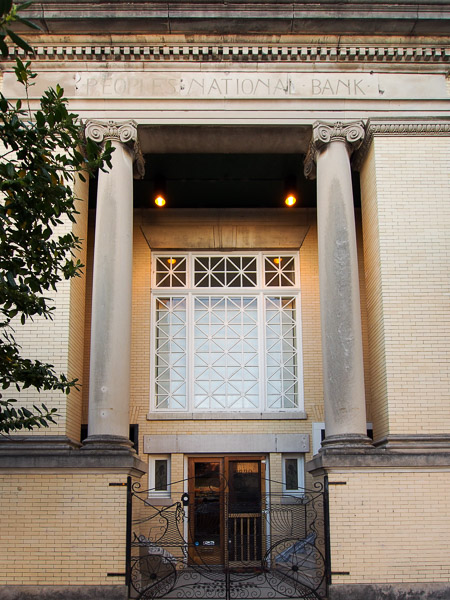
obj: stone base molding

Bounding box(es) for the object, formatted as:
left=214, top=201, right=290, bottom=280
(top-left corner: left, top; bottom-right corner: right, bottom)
left=307, top=447, right=450, bottom=474
left=0, top=586, right=127, bottom=600
left=328, top=583, right=450, bottom=600
left=374, top=434, right=450, bottom=452
left=0, top=436, right=147, bottom=475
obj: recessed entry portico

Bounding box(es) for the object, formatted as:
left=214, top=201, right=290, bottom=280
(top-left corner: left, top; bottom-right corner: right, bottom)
left=86, top=119, right=369, bottom=449
left=85, top=118, right=370, bottom=600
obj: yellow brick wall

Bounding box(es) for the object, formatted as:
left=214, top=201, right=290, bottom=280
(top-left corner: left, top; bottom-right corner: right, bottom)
left=360, top=143, right=389, bottom=439
left=81, top=211, right=95, bottom=425
left=7, top=175, right=90, bottom=438
left=0, top=471, right=128, bottom=586
left=299, top=223, right=324, bottom=425
left=360, top=135, right=450, bottom=439
left=66, top=175, right=90, bottom=442
left=328, top=470, right=450, bottom=584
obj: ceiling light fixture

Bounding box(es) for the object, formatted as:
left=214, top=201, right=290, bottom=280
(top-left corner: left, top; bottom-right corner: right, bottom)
left=284, top=175, right=298, bottom=207
left=153, top=175, right=167, bottom=208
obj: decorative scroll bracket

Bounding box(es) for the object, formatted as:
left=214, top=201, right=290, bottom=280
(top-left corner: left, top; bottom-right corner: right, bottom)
left=304, top=120, right=365, bottom=180
left=85, top=119, right=145, bottom=179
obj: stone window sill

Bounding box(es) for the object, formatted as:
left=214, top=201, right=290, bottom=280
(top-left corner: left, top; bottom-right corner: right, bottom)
left=147, top=411, right=307, bottom=421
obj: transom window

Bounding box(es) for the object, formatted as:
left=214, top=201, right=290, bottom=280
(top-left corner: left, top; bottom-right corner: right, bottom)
left=151, top=253, right=303, bottom=413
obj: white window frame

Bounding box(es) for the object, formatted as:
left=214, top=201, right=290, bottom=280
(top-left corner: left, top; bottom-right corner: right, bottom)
left=148, top=455, right=171, bottom=499
left=282, top=454, right=305, bottom=495
left=150, top=252, right=304, bottom=415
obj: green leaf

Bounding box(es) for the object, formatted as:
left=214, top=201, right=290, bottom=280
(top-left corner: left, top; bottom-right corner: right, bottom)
left=17, top=0, right=33, bottom=8
left=16, top=16, right=41, bottom=31
left=35, top=110, right=45, bottom=127
left=0, top=35, right=8, bottom=58
left=5, top=29, right=34, bottom=54
left=0, top=0, right=13, bottom=17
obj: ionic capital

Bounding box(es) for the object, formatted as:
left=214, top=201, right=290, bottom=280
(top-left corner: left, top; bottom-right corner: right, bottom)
left=304, top=120, right=365, bottom=180
left=85, top=119, right=145, bottom=178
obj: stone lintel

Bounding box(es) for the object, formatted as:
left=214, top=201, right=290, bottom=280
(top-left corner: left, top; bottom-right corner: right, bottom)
left=144, top=433, right=310, bottom=454
left=307, top=447, right=450, bottom=476
left=328, top=582, right=450, bottom=600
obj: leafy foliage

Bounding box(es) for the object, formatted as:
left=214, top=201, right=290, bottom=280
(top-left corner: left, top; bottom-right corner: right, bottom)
left=0, top=2, right=113, bottom=434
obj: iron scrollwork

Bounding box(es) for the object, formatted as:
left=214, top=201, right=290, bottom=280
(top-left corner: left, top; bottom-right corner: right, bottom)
left=129, top=478, right=326, bottom=599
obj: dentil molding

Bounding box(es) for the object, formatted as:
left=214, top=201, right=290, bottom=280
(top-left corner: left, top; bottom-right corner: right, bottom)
left=4, top=43, right=450, bottom=64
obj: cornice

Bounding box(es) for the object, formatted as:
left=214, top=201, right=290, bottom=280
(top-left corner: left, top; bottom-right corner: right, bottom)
left=3, top=42, right=450, bottom=64
left=15, top=1, right=450, bottom=37
left=354, top=118, right=450, bottom=170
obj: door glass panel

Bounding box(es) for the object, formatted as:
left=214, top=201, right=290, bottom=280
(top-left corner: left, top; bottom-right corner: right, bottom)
left=192, top=461, right=222, bottom=561
left=228, top=460, right=262, bottom=562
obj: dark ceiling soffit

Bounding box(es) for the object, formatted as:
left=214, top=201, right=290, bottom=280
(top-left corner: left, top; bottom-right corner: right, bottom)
left=17, top=2, right=450, bottom=36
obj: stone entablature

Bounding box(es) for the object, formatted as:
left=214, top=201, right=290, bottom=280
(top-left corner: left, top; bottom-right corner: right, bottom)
left=4, top=43, right=450, bottom=63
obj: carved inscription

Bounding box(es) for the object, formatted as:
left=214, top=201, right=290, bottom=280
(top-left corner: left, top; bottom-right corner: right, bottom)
left=3, top=71, right=447, bottom=101
left=311, top=78, right=366, bottom=96
left=74, top=72, right=378, bottom=99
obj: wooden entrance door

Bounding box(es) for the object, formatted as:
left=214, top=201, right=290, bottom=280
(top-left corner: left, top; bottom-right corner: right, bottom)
left=188, top=457, right=265, bottom=566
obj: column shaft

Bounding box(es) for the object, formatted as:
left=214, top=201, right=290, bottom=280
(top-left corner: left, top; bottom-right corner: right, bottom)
left=84, top=120, right=141, bottom=450
left=306, top=121, right=371, bottom=448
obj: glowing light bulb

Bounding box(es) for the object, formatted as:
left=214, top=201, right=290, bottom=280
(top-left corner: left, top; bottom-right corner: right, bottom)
left=154, top=195, right=166, bottom=207
left=273, top=257, right=283, bottom=265
left=285, top=194, right=297, bottom=207
left=167, top=258, right=177, bottom=265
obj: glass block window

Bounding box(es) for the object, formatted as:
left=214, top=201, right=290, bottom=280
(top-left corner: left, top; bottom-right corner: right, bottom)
left=155, top=297, right=187, bottom=409
left=265, top=297, right=299, bottom=409
left=193, top=296, right=259, bottom=410
left=152, top=253, right=302, bottom=413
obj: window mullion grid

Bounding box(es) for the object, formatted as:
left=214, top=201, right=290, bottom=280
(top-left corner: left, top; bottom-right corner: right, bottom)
left=188, top=292, right=194, bottom=413
left=259, top=291, right=266, bottom=412
left=294, top=291, right=303, bottom=411
left=150, top=294, right=157, bottom=411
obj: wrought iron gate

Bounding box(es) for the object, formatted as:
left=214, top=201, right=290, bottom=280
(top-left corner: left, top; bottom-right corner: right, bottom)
left=127, top=478, right=327, bottom=600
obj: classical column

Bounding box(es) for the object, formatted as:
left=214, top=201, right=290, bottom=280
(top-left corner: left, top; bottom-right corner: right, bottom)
left=83, top=120, right=143, bottom=452
left=305, top=121, right=371, bottom=449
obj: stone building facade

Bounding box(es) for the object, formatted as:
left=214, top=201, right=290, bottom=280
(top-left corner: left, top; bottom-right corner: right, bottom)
left=0, top=2, right=449, bottom=599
